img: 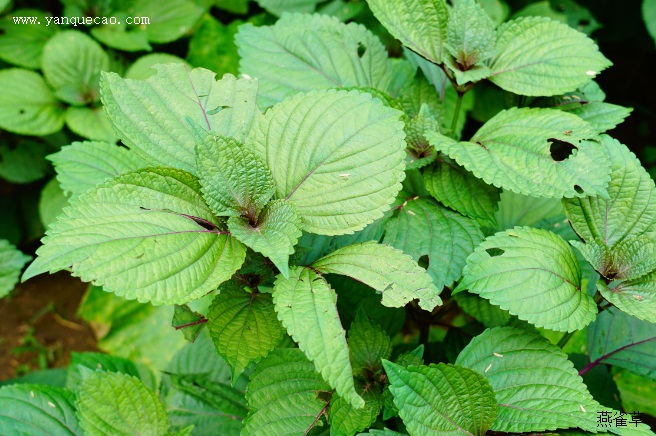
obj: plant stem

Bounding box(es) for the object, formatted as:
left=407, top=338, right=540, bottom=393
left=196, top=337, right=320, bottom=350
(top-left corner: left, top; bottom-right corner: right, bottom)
left=450, top=91, right=464, bottom=136
left=557, top=331, right=575, bottom=349
left=173, top=318, right=208, bottom=330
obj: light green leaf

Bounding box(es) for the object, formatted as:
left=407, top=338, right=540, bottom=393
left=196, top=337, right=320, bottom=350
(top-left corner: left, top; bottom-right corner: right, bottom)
left=404, top=104, right=439, bottom=170
left=383, top=361, right=497, bottom=436
left=66, top=352, right=156, bottom=391
left=495, top=190, right=564, bottom=231
left=248, top=89, right=405, bottom=235
left=101, top=65, right=259, bottom=173
left=588, top=307, right=656, bottom=380
left=478, top=0, right=510, bottom=25
left=208, top=281, right=284, bottom=383
left=256, top=0, right=323, bottom=15
left=172, top=304, right=206, bottom=342
left=0, top=69, right=65, bottom=136
left=76, top=370, right=168, bottom=436
left=24, top=168, right=246, bottom=305
left=0, top=140, right=52, bottom=184
left=453, top=292, right=513, bottom=328
left=568, top=102, right=632, bottom=134
left=571, top=237, right=656, bottom=282
left=384, top=197, right=484, bottom=290
left=456, top=227, right=596, bottom=332
left=348, top=312, right=392, bottom=376
left=599, top=274, right=656, bottom=322
left=313, top=242, right=442, bottom=311
left=125, top=54, right=190, bottom=80
left=330, top=387, right=383, bottom=436
left=131, top=0, right=204, bottom=44
left=90, top=19, right=151, bottom=52
left=446, top=0, right=496, bottom=68
left=64, top=106, right=118, bottom=142
left=228, top=200, right=302, bottom=277
left=243, top=348, right=332, bottom=435
left=48, top=141, right=148, bottom=198
left=0, top=9, right=57, bottom=69
left=428, top=107, right=610, bottom=198
left=196, top=135, right=275, bottom=217
left=42, top=30, right=109, bottom=106
left=563, top=136, right=656, bottom=248
left=424, top=158, right=500, bottom=227
left=39, top=178, right=69, bottom=229
left=236, top=13, right=405, bottom=107
left=0, top=384, right=81, bottom=435
left=366, top=0, right=449, bottom=64
left=456, top=326, right=600, bottom=432
left=644, top=0, right=656, bottom=45
left=273, top=267, right=364, bottom=408
left=187, top=15, right=239, bottom=76
left=489, top=16, right=611, bottom=96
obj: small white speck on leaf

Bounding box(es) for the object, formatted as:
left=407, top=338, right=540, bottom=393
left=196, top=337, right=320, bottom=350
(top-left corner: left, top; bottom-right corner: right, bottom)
left=407, top=210, right=416, bottom=216
left=30, top=391, right=34, bottom=398
left=241, top=73, right=252, bottom=79
left=585, top=70, right=596, bottom=76
left=48, top=401, right=56, bottom=408
left=493, top=352, right=503, bottom=357
left=97, top=363, right=102, bottom=369
left=339, top=174, right=350, bottom=178
left=485, top=364, right=492, bottom=373
left=580, top=404, right=586, bottom=413
left=633, top=294, right=644, bottom=300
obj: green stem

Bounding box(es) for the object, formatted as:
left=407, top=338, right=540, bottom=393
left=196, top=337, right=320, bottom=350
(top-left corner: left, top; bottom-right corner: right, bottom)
left=557, top=331, right=576, bottom=349
left=450, top=91, right=464, bottom=136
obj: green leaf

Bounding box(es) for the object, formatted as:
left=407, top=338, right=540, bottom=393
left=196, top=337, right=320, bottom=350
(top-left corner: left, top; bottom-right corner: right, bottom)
left=478, top=0, right=510, bottom=25
left=64, top=107, right=118, bottom=142
left=208, top=281, right=284, bottom=383
left=101, top=65, right=259, bottom=173
left=187, top=16, right=240, bottom=76
left=571, top=237, right=656, bottom=282
left=66, top=352, right=156, bottom=391
left=273, top=267, right=364, bottom=408
left=228, top=200, right=302, bottom=277
left=495, top=190, right=564, bottom=231
left=348, top=312, right=392, bottom=376
left=457, top=227, right=596, bottom=332
left=169, top=373, right=248, bottom=420
left=383, top=197, right=484, bottom=290
left=38, top=178, right=69, bottom=229
left=243, top=348, right=332, bottom=435
left=132, top=0, right=204, bottom=44
left=0, top=384, right=81, bottom=435
left=0, top=140, right=52, bottom=184
left=0, top=69, right=65, bottom=136
left=644, top=0, right=656, bottom=45
left=453, top=292, right=513, bottom=328
left=248, top=89, right=405, bottom=235
left=236, top=14, right=405, bottom=107
left=90, top=20, right=151, bottom=52
left=256, top=0, right=323, bottom=15
left=383, top=361, right=497, bottom=436
left=125, top=54, right=190, bottom=80
left=313, top=242, right=442, bottom=311
left=196, top=135, right=275, bottom=217
left=445, top=0, right=496, bottom=68
left=456, top=326, right=600, bottom=433
left=42, top=30, right=109, bottom=106
left=563, top=136, right=656, bottom=248
left=172, top=304, right=206, bottom=342
left=587, top=307, right=656, bottom=380
left=599, top=274, right=656, bottom=322
left=613, top=369, right=656, bottom=417
left=568, top=102, right=632, bottom=134
left=366, top=0, right=449, bottom=64
left=0, top=9, right=57, bottom=69
left=405, top=105, right=439, bottom=170
left=24, top=168, right=246, bottom=305
left=48, top=141, right=148, bottom=198
left=428, top=107, right=610, bottom=198
left=76, top=370, right=169, bottom=436
left=424, top=158, right=501, bottom=227
left=489, top=16, right=611, bottom=96
left=329, top=387, right=383, bottom=436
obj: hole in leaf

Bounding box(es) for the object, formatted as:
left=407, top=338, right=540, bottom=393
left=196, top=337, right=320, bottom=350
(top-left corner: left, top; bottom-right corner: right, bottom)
left=549, top=139, right=577, bottom=161
left=578, top=19, right=590, bottom=26
left=418, top=255, right=429, bottom=269
left=18, top=109, right=25, bottom=115
left=574, top=185, right=584, bottom=194
left=0, top=28, right=5, bottom=35
left=486, top=248, right=505, bottom=257
left=357, top=42, right=367, bottom=58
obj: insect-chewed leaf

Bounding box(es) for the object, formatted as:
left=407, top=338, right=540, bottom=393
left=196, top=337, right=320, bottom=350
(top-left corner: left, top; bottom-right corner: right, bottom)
left=428, top=107, right=610, bottom=198
left=312, top=241, right=442, bottom=311
left=456, top=226, right=596, bottom=332
left=489, top=16, right=611, bottom=96
left=196, top=134, right=275, bottom=217
left=236, top=13, right=406, bottom=107
left=101, top=64, right=259, bottom=173
left=248, top=89, right=405, bottom=235
left=23, top=167, right=246, bottom=305
left=563, top=136, right=656, bottom=248
left=383, top=361, right=497, bottom=436
left=273, top=267, right=364, bottom=409
left=597, top=274, right=656, bottom=323
left=48, top=141, right=148, bottom=198
left=456, top=327, right=601, bottom=433
left=366, top=0, right=449, bottom=65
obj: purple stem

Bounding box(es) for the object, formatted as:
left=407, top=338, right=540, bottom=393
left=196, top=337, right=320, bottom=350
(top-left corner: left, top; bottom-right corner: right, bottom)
left=579, top=336, right=656, bottom=376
